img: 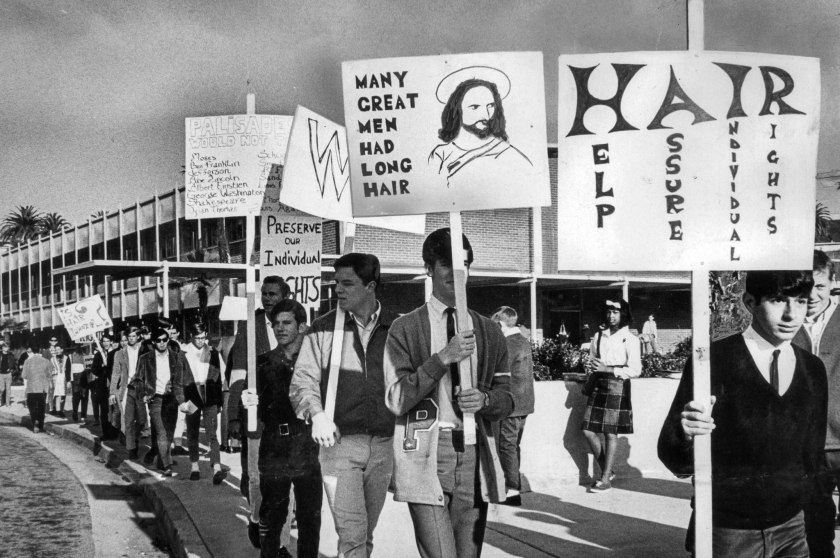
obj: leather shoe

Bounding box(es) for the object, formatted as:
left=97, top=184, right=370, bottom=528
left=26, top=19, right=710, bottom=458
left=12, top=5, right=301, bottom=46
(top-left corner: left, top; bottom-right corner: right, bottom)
left=128, top=449, right=139, bottom=460
left=213, top=469, right=228, bottom=485
left=247, top=519, right=261, bottom=549
left=143, top=450, right=157, bottom=466
left=503, top=494, right=522, bottom=506
left=172, top=445, right=189, bottom=456
left=189, top=470, right=200, bottom=481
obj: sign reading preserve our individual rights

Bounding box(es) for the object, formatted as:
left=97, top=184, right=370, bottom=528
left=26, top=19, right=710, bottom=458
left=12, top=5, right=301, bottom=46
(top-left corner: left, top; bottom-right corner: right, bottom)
left=57, top=295, right=113, bottom=341
left=556, top=51, right=819, bottom=271
left=259, top=204, right=322, bottom=314
left=279, top=106, right=425, bottom=234
left=342, top=52, right=551, bottom=217
left=184, top=115, right=292, bottom=219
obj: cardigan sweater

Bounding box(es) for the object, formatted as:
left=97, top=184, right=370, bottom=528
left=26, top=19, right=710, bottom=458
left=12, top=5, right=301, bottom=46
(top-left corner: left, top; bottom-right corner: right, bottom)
left=290, top=308, right=394, bottom=437
left=658, top=333, right=827, bottom=529
left=384, top=304, right=513, bottom=505
left=793, top=307, right=840, bottom=450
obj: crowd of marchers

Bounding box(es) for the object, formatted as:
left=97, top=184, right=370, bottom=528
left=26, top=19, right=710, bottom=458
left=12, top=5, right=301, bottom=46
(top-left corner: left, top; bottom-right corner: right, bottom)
left=4, top=231, right=840, bottom=558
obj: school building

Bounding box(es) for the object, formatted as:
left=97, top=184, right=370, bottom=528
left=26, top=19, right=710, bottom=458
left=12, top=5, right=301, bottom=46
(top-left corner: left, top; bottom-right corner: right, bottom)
left=0, top=149, right=693, bottom=350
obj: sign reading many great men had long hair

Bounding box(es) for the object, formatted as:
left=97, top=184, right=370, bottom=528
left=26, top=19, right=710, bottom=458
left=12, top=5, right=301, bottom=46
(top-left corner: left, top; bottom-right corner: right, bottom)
left=342, top=52, right=551, bottom=217
left=184, top=114, right=292, bottom=219
left=556, top=51, right=820, bottom=271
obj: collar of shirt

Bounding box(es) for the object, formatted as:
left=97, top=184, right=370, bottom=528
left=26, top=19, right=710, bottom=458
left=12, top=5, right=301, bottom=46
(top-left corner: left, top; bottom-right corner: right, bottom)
left=502, top=326, right=519, bottom=338
left=265, top=314, right=278, bottom=350
left=805, top=299, right=837, bottom=326
left=742, top=325, right=796, bottom=394
left=427, top=295, right=452, bottom=320
left=349, top=300, right=381, bottom=330
left=600, top=326, right=630, bottom=340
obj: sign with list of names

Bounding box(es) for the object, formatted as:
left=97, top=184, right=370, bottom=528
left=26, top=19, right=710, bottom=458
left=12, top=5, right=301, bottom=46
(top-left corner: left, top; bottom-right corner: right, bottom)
left=556, top=51, right=820, bottom=271
left=184, top=114, right=292, bottom=219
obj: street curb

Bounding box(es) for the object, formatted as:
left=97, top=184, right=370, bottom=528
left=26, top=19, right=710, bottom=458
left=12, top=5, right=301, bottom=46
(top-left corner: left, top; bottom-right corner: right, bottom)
left=0, top=406, right=209, bottom=558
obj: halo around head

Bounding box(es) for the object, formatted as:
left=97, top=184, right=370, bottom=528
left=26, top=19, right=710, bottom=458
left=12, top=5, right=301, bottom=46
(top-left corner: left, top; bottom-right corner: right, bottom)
left=435, top=65, right=511, bottom=104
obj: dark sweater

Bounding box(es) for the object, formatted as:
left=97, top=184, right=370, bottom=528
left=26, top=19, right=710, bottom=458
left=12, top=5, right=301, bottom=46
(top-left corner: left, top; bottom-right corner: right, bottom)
left=658, top=333, right=827, bottom=529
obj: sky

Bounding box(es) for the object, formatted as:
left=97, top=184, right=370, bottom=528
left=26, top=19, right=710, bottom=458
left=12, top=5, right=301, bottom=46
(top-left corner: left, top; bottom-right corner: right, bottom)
left=2, top=0, right=840, bottom=226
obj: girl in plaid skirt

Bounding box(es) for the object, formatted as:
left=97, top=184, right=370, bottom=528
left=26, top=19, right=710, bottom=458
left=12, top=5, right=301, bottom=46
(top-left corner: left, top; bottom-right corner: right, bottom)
left=581, top=297, right=642, bottom=493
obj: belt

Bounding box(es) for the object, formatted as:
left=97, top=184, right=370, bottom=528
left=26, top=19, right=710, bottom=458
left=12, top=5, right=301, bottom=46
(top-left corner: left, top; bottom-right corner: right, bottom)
left=271, top=422, right=310, bottom=436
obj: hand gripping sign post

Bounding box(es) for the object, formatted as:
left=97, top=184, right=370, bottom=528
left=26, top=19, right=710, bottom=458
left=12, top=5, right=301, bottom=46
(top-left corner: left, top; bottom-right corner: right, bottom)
left=556, top=3, right=819, bottom=555
left=277, top=105, right=425, bottom=422
left=185, top=97, right=292, bottom=490
left=342, top=52, right=551, bottom=444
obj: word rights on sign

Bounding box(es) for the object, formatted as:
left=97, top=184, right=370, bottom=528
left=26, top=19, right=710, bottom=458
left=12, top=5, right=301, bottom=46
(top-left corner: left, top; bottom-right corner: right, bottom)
left=259, top=205, right=323, bottom=314
left=556, top=51, right=819, bottom=271
left=184, top=115, right=292, bottom=219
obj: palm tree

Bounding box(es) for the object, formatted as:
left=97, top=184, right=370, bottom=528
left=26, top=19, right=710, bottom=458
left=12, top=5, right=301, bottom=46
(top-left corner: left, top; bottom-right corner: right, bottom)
left=39, top=212, right=70, bottom=236
left=816, top=202, right=833, bottom=242
left=0, top=205, right=42, bottom=245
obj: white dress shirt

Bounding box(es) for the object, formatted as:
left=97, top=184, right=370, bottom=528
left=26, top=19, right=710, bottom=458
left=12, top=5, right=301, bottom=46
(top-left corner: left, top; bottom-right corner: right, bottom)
left=742, top=326, right=796, bottom=395
left=155, top=350, right=171, bottom=395
left=427, top=295, right=478, bottom=429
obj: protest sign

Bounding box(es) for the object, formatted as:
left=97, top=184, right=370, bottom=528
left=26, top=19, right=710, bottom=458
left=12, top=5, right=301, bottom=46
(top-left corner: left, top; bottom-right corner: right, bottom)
left=259, top=205, right=323, bottom=315
left=342, top=52, right=551, bottom=217
left=280, top=106, right=425, bottom=233
left=556, top=51, right=820, bottom=270
left=57, top=295, right=113, bottom=341
left=184, top=114, right=292, bottom=219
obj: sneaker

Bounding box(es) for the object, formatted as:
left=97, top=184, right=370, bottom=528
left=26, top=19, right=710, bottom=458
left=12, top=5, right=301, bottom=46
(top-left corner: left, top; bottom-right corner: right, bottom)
left=591, top=480, right=612, bottom=493
left=247, top=519, right=261, bottom=549
left=189, top=470, right=200, bottom=481
left=212, top=468, right=228, bottom=486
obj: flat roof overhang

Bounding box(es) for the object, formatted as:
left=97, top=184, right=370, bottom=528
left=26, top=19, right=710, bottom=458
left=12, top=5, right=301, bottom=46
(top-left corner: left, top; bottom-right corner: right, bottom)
left=53, top=260, right=251, bottom=281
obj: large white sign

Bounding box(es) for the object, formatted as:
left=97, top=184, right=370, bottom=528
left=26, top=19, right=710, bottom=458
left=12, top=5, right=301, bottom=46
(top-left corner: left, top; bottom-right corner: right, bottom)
left=184, top=114, right=292, bottom=219
left=259, top=205, right=322, bottom=315
left=278, top=106, right=425, bottom=234
left=556, top=51, right=820, bottom=270
left=342, top=52, right=551, bottom=217
left=57, top=295, right=113, bottom=341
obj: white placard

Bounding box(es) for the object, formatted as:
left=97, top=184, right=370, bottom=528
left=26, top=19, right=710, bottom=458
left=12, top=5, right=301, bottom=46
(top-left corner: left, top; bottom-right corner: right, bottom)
left=259, top=205, right=323, bottom=315
left=184, top=114, right=292, bottom=219
left=342, top=52, right=551, bottom=217
left=57, top=295, right=113, bottom=341
left=280, top=106, right=425, bottom=234
left=556, top=51, right=820, bottom=270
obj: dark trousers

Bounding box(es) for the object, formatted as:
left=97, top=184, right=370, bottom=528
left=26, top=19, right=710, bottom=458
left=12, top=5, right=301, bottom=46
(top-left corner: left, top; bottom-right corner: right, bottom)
left=148, top=393, right=178, bottom=468
left=408, top=429, right=488, bottom=558
left=124, top=389, right=147, bottom=450
left=186, top=404, right=220, bottom=465
left=259, top=429, right=321, bottom=558
left=26, top=393, right=46, bottom=429
left=804, top=451, right=840, bottom=558
left=71, top=381, right=88, bottom=420
left=260, top=471, right=322, bottom=558
left=497, top=415, right=527, bottom=491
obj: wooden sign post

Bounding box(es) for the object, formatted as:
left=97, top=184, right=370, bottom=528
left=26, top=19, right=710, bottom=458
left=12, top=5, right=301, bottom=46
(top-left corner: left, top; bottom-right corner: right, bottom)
left=687, top=3, right=713, bottom=557
left=449, top=212, right=476, bottom=444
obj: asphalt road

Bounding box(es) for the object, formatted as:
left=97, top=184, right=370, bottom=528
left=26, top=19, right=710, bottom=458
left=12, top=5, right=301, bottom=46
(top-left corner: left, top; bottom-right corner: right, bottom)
left=0, top=422, right=170, bottom=557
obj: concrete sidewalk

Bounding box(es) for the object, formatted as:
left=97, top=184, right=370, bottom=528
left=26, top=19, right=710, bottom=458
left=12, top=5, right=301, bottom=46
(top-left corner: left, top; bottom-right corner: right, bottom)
left=1, top=401, right=706, bottom=557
